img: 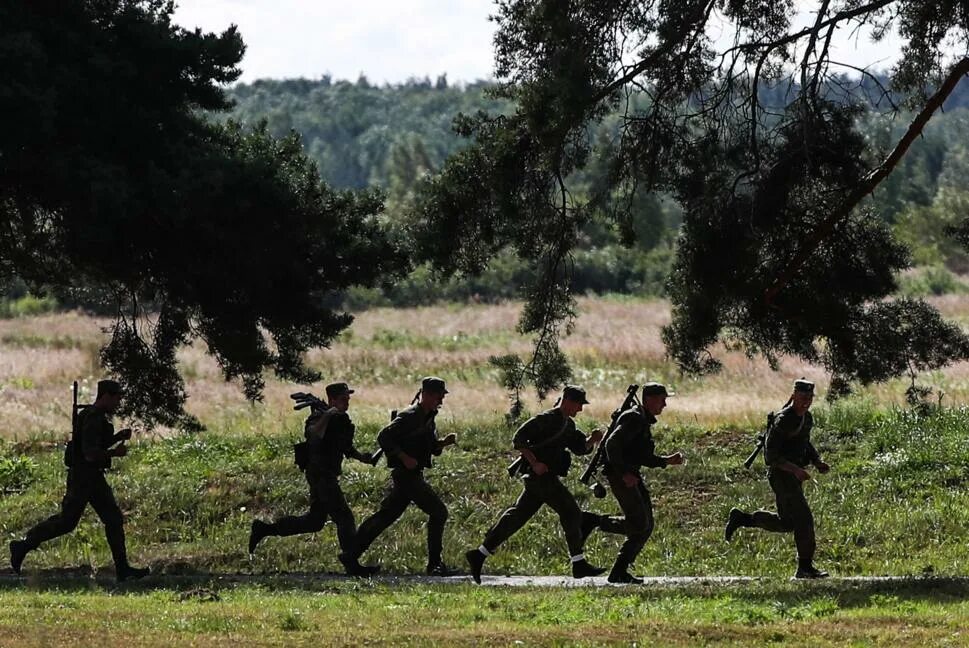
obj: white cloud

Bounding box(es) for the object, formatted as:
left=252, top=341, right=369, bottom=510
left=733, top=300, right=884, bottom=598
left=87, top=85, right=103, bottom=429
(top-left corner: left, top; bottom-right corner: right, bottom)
left=173, top=0, right=498, bottom=83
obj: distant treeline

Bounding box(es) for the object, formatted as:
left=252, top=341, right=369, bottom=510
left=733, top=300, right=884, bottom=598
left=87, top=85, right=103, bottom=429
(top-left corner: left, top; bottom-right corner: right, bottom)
left=5, top=75, right=969, bottom=315
left=222, top=74, right=969, bottom=306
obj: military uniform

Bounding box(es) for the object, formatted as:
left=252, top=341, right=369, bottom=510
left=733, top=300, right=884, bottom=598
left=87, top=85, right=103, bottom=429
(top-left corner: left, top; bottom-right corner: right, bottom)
left=255, top=410, right=363, bottom=551
left=249, top=383, right=375, bottom=574
left=725, top=379, right=828, bottom=578
left=479, top=407, right=598, bottom=558
left=596, top=405, right=670, bottom=575
left=10, top=380, right=146, bottom=580
left=352, top=381, right=451, bottom=573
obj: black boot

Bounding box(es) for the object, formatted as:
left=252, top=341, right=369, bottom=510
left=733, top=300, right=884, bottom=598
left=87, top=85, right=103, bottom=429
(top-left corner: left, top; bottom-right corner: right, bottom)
left=9, top=540, right=28, bottom=575
left=426, top=561, right=460, bottom=577
left=607, top=556, right=643, bottom=584
left=465, top=549, right=486, bottom=584
left=794, top=560, right=829, bottom=579
left=724, top=508, right=749, bottom=542
left=248, top=520, right=270, bottom=555
left=339, top=552, right=379, bottom=577
left=571, top=558, right=606, bottom=579
left=117, top=564, right=150, bottom=582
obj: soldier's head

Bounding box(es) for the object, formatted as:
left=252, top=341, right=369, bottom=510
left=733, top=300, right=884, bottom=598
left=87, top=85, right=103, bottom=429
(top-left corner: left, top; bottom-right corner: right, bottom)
left=560, top=385, right=589, bottom=417
left=641, top=382, right=672, bottom=416
left=325, top=382, right=354, bottom=413
left=94, top=379, right=124, bottom=413
left=791, top=379, right=814, bottom=414
left=419, top=376, right=448, bottom=412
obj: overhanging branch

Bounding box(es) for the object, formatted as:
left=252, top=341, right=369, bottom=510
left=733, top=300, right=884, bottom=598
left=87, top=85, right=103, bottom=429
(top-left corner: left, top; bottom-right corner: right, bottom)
left=764, top=56, right=969, bottom=305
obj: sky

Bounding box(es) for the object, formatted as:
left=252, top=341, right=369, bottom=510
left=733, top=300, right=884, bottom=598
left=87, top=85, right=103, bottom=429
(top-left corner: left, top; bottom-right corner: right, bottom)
left=171, top=1, right=904, bottom=85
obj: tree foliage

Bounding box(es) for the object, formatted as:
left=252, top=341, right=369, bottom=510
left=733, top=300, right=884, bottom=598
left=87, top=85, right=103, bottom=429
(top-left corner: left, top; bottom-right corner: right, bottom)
left=0, top=1, right=401, bottom=428
left=414, top=0, right=969, bottom=394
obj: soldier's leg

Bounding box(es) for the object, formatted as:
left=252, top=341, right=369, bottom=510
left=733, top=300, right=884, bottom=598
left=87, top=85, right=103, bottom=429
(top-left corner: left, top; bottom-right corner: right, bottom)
left=319, top=479, right=357, bottom=555
left=607, top=476, right=653, bottom=571
left=785, top=487, right=816, bottom=563
left=408, top=475, right=449, bottom=566
left=749, top=471, right=796, bottom=533
left=267, top=472, right=328, bottom=537
left=22, top=475, right=90, bottom=551
left=480, top=481, right=544, bottom=554
left=542, top=477, right=586, bottom=557
left=353, top=469, right=412, bottom=558
left=87, top=476, right=129, bottom=570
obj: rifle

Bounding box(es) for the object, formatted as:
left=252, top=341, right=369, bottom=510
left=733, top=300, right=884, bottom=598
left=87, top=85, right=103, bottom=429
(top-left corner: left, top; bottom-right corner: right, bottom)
left=63, top=380, right=88, bottom=467
left=743, top=396, right=792, bottom=469
left=579, top=384, right=640, bottom=497
left=370, top=389, right=421, bottom=465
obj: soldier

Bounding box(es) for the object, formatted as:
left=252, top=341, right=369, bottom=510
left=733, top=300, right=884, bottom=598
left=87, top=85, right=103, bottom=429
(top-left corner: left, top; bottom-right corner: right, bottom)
left=593, top=382, right=685, bottom=584
left=346, top=377, right=458, bottom=576
left=248, top=382, right=378, bottom=576
left=724, top=379, right=831, bottom=579
left=9, top=380, right=149, bottom=581
left=465, top=385, right=606, bottom=583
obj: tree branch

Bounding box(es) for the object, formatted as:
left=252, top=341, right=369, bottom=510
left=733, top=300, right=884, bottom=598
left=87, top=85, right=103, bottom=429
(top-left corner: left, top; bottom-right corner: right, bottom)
left=764, top=56, right=969, bottom=305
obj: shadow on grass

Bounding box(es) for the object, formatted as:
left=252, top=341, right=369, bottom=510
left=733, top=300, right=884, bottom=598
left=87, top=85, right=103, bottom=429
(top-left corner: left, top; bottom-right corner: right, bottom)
left=1, top=568, right=968, bottom=609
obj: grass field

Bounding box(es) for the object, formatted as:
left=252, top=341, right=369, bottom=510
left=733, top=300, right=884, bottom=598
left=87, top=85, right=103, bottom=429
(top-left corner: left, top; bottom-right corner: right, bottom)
left=2, top=296, right=969, bottom=645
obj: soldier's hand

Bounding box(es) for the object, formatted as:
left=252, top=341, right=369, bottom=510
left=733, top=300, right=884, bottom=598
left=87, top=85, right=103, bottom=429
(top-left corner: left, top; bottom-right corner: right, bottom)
left=112, top=444, right=128, bottom=458
left=814, top=460, right=831, bottom=474
left=622, top=473, right=639, bottom=488
left=531, top=461, right=549, bottom=476
left=589, top=428, right=604, bottom=445
left=666, top=452, right=685, bottom=466
left=793, top=466, right=811, bottom=482
left=116, top=428, right=133, bottom=441
left=441, top=433, right=457, bottom=446
left=400, top=453, right=418, bottom=470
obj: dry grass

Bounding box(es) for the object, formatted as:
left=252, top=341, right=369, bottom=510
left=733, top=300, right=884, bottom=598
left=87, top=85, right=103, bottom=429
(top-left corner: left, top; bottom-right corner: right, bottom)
left=4, top=296, right=969, bottom=437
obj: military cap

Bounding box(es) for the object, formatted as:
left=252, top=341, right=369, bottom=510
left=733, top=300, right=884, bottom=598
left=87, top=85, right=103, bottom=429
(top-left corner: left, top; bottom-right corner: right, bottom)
left=642, top=382, right=674, bottom=397
left=96, top=379, right=124, bottom=397
left=562, top=385, right=590, bottom=405
left=325, top=382, right=354, bottom=398
left=421, top=376, right=449, bottom=394
left=793, top=379, right=815, bottom=394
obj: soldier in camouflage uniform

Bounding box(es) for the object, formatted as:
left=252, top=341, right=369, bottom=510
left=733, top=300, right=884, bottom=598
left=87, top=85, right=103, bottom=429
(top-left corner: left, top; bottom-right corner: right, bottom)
left=347, top=377, right=458, bottom=576
left=466, top=385, right=606, bottom=583
left=593, top=382, right=685, bottom=584
left=248, top=382, right=378, bottom=576
left=9, top=380, right=149, bottom=581
left=724, top=379, right=831, bottom=579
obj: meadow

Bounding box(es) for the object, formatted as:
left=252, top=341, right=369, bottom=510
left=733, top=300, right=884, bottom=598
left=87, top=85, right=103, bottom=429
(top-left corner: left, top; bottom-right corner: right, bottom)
left=1, top=295, right=969, bottom=645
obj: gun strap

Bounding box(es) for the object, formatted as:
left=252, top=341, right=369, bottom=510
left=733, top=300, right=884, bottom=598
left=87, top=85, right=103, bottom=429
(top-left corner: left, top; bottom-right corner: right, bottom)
left=522, top=416, right=571, bottom=453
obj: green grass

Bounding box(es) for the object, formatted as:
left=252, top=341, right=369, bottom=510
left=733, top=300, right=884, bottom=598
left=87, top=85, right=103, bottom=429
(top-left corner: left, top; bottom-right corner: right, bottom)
left=0, top=578, right=967, bottom=646
left=2, top=398, right=969, bottom=579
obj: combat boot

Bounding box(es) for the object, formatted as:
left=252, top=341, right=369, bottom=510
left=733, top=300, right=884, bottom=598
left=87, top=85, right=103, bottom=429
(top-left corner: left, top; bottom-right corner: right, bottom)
left=117, top=565, right=150, bottom=582
left=571, top=558, right=606, bottom=579
left=340, top=554, right=380, bottom=577
left=724, top=508, right=749, bottom=542
left=465, top=549, right=486, bottom=584
left=426, top=561, right=460, bottom=577
left=248, top=520, right=270, bottom=554
left=794, top=561, right=829, bottom=579
left=607, top=569, right=644, bottom=585
left=9, top=540, right=28, bottom=575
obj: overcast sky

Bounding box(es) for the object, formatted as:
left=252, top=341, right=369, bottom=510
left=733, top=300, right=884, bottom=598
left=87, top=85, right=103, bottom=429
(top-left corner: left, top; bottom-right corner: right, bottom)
left=172, top=1, right=903, bottom=85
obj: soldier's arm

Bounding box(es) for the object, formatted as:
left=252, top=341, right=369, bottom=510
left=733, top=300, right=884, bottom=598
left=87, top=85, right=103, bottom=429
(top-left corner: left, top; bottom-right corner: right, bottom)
left=513, top=416, right=547, bottom=471
left=376, top=413, right=410, bottom=458
left=641, top=432, right=669, bottom=469
left=764, top=413, right=810, bottom=478
left=81, top=415, right=121, bottom=463
left=604, top=416, right=639, bottom=475
left=338, top=417, right=372, bottom=463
